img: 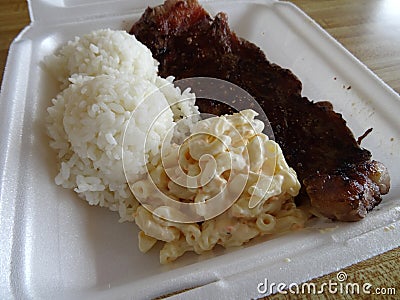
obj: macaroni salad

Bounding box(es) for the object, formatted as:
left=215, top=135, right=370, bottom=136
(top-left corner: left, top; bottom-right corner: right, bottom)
left=130, top=109, right=308, bottom=263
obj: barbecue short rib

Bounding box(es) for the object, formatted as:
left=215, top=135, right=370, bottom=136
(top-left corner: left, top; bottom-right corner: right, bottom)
left=130, top=0, right=390, bottom=221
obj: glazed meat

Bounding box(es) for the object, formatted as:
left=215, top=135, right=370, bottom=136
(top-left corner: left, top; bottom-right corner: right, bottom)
left=304, top=160, right=390, bottom=221
left=130, top=0, right=390, bottom=221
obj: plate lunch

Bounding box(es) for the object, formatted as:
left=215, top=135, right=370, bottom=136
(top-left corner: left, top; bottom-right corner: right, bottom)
left=0, top=0, right=399, bottom=299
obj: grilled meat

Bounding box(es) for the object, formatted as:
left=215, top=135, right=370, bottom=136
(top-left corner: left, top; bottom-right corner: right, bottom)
left=305, top=160, right=390, bottom=221
left=130, top=0, right=390, bottom=221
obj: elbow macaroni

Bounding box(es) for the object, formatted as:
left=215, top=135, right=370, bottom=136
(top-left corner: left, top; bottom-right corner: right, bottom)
left=131, top=109, right=308, bottom=263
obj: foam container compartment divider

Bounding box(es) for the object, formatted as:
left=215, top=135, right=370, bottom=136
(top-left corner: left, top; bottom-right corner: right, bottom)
left=1, top=0, right=399, bottom=299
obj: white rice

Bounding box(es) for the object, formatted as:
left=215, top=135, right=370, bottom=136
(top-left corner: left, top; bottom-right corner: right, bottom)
left=45, top=29, right=198, bottom=222
left=45, top=29, right=159, bottom=88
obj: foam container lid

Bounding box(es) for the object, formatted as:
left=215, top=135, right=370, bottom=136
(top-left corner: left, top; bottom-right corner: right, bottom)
left=1, top=0, right=399, bottom=299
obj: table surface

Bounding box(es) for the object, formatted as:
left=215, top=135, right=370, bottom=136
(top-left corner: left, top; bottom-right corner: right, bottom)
left=0, top=0, right=399, bottom=299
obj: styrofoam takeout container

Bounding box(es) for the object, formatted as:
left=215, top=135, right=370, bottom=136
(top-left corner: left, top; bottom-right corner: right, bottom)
left=1, top=0, right=399, bottom=299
